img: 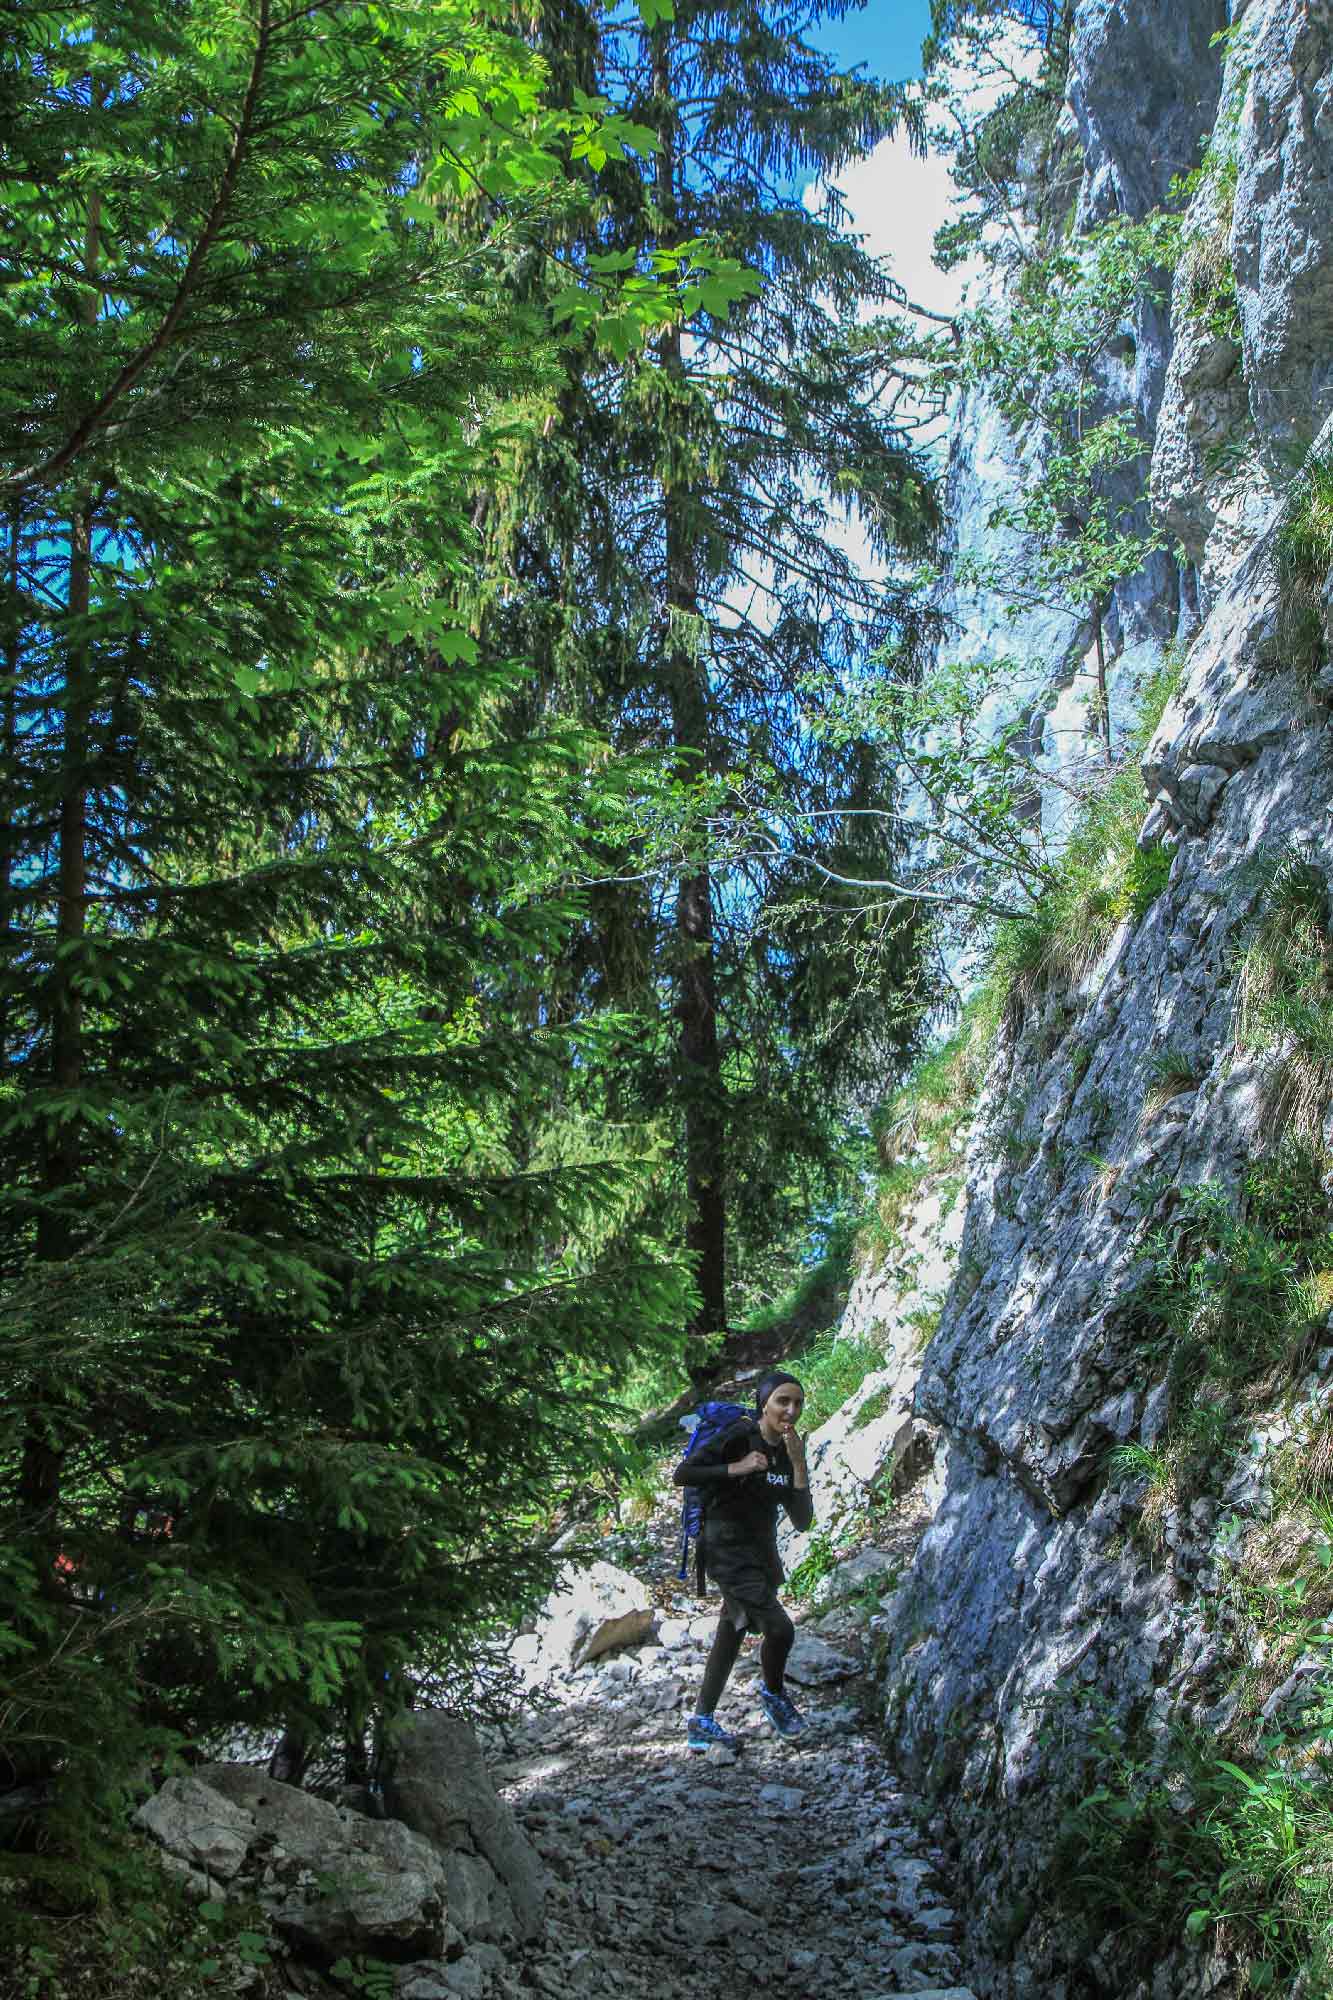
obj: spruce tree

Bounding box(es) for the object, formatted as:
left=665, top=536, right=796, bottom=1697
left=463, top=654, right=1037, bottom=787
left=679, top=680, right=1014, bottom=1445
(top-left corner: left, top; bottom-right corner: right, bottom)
left=485, top=0, right=939, bottom=1365
left=0, top=0, right=687, bottom=1796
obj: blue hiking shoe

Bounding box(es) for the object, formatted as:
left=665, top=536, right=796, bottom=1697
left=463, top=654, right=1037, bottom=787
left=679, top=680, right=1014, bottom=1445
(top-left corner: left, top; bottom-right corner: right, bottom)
left=687, top=1713, right=740, bottom=1752
left=758, top=1687, right=805, bottom=1738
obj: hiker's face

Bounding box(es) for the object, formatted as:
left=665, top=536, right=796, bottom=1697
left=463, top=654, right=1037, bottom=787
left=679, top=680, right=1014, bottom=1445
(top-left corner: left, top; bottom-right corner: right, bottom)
left=764, top=1384, right=804, bottom=1431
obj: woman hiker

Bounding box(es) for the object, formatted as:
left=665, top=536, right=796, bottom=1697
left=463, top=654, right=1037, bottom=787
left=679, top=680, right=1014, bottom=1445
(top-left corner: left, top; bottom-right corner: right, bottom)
left=672, top=1369, right=814, bottom=1750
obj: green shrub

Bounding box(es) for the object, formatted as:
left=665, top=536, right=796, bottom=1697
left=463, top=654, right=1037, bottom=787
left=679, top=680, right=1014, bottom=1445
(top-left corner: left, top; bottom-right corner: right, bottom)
left=791, top=1325, right=884, bottom=1433
left=1140, top=1045, right=1202, bottom=1125
left=787, top=1527, right=840, bottom=1602
left=1118, top=1141, right=1332, bottom=1530
left=860, top=996, right=995, bottom=1266
left=0, top=1797, right=280, bottom=2000
left=739, top=1225, right=856, bottom=1352
left=1151, top=1180, right=1327, bottom=1393
left=1174, top=152, right=1241, bottom=344
left=618, top=1331, right=726, bottom=1419
left=982, top=653, right=1184, bottom=1025
left=1245, top=1139, right=1333, bottom=1250
left=1052, top=1716, right=1231, bottom=1962
left=1054, top=1707, right=1333, bottom=1994
left=988, top=768, right=1174, bottom=1023
left=873, top=1000, right=993, bottom=1173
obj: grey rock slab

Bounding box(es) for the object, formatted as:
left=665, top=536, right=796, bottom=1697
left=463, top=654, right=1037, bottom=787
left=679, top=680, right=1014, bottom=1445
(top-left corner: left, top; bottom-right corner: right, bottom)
left=866, top=43, right=1333, bottom=1985
left=136, top=1773, right=255, bottom=1883
left=910, top=1906, right=959, bottom=1939
left=1233, top=0, right=1333, bottom=463
left=811, top=1547, right=902, bottom=1610
left=156, top=1852, right=219, bottom=1901
left=1067, top=0, right=1227, bottom=224
left=439, top=1962, right=486, bottom=2000
left=440, top=1849, right=510, bottom=1940
left=783, top=1631, right=858, bottom=1686
left=196, top=1763, right=447, bottom=1960
left=382, top=1712, right=546, bottom=1944
left=395, top=1968, right=453, bottom=2000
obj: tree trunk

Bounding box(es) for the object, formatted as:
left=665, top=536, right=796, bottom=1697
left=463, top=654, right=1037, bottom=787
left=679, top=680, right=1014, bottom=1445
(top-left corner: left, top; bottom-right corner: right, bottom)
left=18, top=498, right=91, bottom=1541
left=666, top=517, right=727, bottom=1367
left=653, top=30, right=726, bottom=1371
left=20, top=187, right=101, bottom=1543
left=1, top=501, right=19, bottom=1067
left=1092, top=592, right=1112, bottom=758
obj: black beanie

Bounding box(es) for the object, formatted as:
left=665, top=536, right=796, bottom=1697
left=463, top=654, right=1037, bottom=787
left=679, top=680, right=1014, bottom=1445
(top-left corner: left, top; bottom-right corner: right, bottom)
left=755, top=1369, right=802, bottom=1413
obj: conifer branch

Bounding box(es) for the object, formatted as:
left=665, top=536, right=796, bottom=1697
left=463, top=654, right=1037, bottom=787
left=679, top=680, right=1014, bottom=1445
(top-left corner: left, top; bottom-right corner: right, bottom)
left=2, top=0, right=273, bottom=498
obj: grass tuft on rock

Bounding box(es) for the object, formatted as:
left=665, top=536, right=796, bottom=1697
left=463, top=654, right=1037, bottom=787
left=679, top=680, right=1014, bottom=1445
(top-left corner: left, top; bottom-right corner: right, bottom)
left=984, top=654, right=1182, bottom=1027
left=1234, top=849, right=1333, bottom=1143
left=790, top=1325, right=886, bottom=1434
left=1276, top=451, right=1333, bottom=683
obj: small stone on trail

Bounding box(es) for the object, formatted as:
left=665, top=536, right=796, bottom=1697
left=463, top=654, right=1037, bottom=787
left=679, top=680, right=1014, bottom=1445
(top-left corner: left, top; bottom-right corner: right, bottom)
left=810, top=1700, right=860, bottom=1733
left=783, top=1630, right=858, bottom=1685
left=867, top=1990, right=979, bottom=2000
left=757, top=1783, right=805, bottom=1810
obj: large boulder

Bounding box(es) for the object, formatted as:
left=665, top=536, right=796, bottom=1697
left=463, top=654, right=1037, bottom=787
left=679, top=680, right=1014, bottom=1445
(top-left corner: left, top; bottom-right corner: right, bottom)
left=533, top=1558, right=655, bottom=1671
left=381, top=1713, right=545, bottom=1946
left=137, top=1765, right=448, bottom=1961
left=136, top=1771, right=254, bottom=1885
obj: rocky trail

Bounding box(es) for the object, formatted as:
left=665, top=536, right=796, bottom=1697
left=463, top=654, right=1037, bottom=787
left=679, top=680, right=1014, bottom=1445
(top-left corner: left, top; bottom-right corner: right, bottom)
left=459, top=1504, right=974, bottom=2000
left=484, top=1632, right=968, bottom=2000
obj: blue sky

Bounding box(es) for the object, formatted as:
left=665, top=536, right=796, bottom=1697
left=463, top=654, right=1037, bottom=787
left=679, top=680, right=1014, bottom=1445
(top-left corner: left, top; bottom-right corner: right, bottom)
left=809, top=2, right=934, bottom=84
left=797, top=1, right=968, bottom=327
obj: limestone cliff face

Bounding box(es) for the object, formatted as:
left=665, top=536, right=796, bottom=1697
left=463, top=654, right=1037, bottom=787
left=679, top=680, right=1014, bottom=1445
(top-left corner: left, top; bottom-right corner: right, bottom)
left=928, top=0, right=1230, bottom=827
left=870, top=4, right=1333, bottom=1996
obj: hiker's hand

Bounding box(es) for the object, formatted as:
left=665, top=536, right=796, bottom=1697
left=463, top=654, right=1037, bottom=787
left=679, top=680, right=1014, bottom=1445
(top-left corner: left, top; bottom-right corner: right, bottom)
left=783, top=1428, right=806, bottom=1467
left=731, top=1449, right=768, bottom=1477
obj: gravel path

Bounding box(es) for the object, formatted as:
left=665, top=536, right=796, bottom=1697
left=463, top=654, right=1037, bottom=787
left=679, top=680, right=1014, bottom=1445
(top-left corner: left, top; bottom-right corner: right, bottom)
left=473, top=1565, right=973, bottom=2000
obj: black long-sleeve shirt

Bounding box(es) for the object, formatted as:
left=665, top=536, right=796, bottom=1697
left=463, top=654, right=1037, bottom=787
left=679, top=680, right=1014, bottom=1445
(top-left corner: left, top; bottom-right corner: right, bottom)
left=672, top=1417, right=815, bottom=1557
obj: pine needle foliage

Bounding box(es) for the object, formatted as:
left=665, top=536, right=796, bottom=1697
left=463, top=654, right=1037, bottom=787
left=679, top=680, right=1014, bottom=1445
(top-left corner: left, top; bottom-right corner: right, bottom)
left=0, top=0, right=690, bottom=1799
left=480, top=0, right=941, bottom=1351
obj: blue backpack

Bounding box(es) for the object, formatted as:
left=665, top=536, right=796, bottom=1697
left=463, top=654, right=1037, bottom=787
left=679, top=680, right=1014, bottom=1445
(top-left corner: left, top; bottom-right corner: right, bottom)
left=676, top=1400, right=749, bottom=1583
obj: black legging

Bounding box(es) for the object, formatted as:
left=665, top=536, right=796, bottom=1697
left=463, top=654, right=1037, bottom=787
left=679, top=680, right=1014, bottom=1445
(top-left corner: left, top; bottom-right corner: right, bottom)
left=697, top=1605, right=795, bottom=1715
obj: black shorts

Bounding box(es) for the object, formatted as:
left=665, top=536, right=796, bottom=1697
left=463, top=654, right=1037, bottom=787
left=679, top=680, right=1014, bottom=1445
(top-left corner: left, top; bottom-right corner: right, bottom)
left=703, top=1532, right=790, bottom=1637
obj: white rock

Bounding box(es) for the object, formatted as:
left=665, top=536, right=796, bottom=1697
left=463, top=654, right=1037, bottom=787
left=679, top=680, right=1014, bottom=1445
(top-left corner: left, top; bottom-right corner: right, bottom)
left=533, top=1559, right=656, bottom=1670
left=194, top=1765, right=448, bottom=1960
